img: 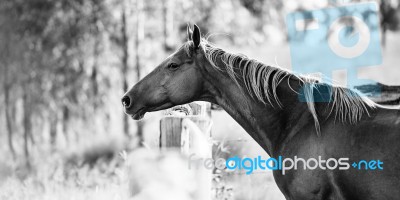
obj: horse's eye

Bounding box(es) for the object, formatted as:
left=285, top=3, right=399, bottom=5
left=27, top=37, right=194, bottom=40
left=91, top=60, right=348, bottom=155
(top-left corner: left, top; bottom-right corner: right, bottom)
left=168, top=63, right=180, bottom=70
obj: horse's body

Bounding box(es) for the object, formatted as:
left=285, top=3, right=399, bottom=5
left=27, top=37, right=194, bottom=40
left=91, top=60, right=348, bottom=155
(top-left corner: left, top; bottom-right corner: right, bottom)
left=273, top=106, right=400, bottom=199
left=122, top=25, right=400, bottom=200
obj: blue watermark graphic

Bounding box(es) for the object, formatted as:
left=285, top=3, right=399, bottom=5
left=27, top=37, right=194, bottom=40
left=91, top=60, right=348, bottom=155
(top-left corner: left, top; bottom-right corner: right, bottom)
left=286, top=2, right=383, bottom=102
left=188, top=154, right=384, bottom=175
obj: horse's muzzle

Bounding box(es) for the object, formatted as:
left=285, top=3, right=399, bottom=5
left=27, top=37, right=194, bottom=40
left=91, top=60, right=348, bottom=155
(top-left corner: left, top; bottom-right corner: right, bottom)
left=121, top=94, right=147, bottom=120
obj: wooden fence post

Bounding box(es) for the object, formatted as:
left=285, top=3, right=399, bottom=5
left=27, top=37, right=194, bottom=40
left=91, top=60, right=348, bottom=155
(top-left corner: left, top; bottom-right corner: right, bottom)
left=159, top=101, right=212, bottom=200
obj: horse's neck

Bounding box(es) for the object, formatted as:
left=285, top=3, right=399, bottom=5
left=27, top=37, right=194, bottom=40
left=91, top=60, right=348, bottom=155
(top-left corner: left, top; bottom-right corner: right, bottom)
left=204, top=63, right=308, bottom=155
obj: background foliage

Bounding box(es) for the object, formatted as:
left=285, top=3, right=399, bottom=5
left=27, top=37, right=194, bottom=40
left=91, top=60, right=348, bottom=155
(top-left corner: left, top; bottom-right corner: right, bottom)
left=0, top=0, right=399, bottom=199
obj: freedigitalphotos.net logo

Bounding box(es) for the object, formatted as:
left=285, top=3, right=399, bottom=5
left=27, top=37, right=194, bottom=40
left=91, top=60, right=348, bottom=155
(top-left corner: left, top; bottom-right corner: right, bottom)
left=188, top=154, right=384, bottom=175
left=286, top=2, right=383, bottom=101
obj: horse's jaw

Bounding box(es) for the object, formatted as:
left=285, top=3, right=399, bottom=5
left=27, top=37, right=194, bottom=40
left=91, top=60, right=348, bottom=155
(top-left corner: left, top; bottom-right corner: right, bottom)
left=130, top=107, right=147, bottom=120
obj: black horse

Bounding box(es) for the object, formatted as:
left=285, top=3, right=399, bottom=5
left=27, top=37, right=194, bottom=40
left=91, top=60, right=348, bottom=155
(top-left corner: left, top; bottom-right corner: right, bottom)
left=123, top=24, right=400, bottom=200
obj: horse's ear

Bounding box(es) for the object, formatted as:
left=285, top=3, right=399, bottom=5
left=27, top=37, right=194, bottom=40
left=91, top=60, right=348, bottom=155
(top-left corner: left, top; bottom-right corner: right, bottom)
left=187, top=24, right=192, bottom=40
left=192, top=24, right=201, bottom=49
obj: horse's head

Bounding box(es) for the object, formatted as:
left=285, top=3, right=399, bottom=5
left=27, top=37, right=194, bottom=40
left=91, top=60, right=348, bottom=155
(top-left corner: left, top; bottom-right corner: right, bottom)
left=122, top=24, right=209, bottom=120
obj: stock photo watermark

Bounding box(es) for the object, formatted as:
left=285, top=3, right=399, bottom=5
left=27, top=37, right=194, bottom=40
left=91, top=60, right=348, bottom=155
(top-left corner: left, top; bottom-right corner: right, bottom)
left=188, top=154, right=384, bottom=175
left=286, top=2, right=383, bottom=101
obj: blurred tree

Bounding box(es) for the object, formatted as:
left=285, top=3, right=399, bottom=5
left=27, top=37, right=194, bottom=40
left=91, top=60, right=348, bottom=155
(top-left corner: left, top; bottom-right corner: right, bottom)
left=0, top=10, right=17, bottom=159
left=134, top=0, right=145, bottom=146
left=110, top=0, right=147, bottom=147
left=162, top=0, right=175, bottom=51
left=120, top=0, right=132, bottom=140
left=380, top=0, right=400, bottom=46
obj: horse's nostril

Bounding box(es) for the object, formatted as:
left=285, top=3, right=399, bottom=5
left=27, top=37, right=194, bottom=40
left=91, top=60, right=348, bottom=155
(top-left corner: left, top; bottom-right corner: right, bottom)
left=122, top=96, right=131, bottom=108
